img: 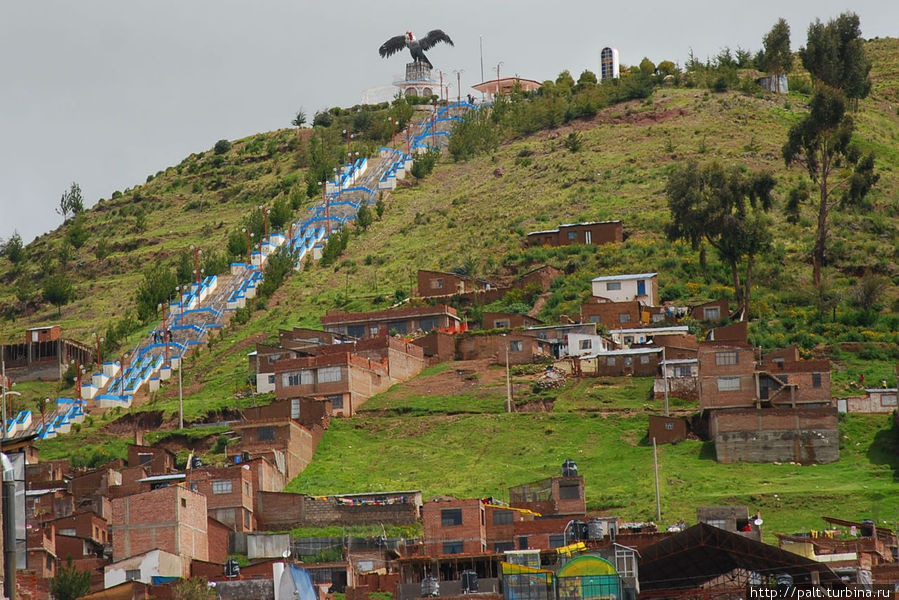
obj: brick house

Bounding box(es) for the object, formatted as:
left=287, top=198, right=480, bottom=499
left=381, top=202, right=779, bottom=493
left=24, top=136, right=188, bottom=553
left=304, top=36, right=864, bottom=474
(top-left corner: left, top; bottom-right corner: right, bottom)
left=523, top=323, right=596, bottom=358
left=71, top=466, right=123, bottom=501
left=560, top=347, right=661, bottom=377
left=242, top=396, right=331, bottom=432
left=272, top=337, right=426, bottom=416
left=591, top=273, right=658, bottom=306
left=229, top=419, right=316, bottom=481
left=708, top=321, right=749, bottom=343
left=563, top=333, right=612, bottom=357
left=416, top=270, right=496, bottom=298
left=126, top=445, right=175, bottom=476
left=691, top=299, right=730, bottom=322
left=840, top=388, right=899, bottom=414
left=26, top=521, right=56, bottom=579
left=525, top=221, right=623, bottom=247
left=256, top=489, right=422, bottom=531
left=48, top=511, right=109, bottom=546
left=455, top=332, right=552, bottom=365
left=321, top=305, right=462, bottom=339
left=648, top=415, right=689, bottom=444
left=710, top=407, right=839, bottom=464
left=421, top=498, right=487, bottom=556
left=608, top=326, right=689, bottom=348
left=480, top=312, right=542, bottom=330
left=186, top=464, right=256, bottom=532
left=698, top=344, right=832, bottom=410
left=508, top=474, right=585, bottom=517
left=579, top=300, right=645, bottom=327
left=110, top=485, right=208, bottom=562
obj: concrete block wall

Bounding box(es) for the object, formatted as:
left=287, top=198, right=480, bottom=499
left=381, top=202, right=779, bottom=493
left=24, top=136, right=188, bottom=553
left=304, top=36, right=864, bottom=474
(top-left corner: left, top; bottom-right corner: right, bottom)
left=711, top=408, right=839, bottom=464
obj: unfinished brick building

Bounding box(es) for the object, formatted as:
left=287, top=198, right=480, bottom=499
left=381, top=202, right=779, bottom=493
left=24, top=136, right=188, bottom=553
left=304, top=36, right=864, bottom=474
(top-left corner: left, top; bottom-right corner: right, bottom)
left=228, top=419, right=317, bottom=480
left=321, top=304, right=462, bottom=339
left=186, top=465, right=256, bottom=532
left=110, top=486, right=208, bottom=562
left=525, top=221, right=623, bottom=247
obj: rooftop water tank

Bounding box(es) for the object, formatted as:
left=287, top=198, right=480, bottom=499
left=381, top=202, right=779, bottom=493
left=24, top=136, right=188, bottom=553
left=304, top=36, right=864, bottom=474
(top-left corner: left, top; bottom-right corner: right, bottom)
left=562, top=459, right=578, bottom=477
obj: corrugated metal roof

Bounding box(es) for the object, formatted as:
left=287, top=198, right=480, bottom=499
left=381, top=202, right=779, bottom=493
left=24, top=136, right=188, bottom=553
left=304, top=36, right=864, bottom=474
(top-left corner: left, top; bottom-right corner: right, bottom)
left=591, top=272, right=657, bottom=282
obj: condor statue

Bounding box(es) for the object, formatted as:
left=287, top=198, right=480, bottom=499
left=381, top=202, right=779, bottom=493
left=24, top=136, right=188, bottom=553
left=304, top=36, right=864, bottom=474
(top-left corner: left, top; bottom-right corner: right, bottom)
left=378, top=30, right=454, bottom=69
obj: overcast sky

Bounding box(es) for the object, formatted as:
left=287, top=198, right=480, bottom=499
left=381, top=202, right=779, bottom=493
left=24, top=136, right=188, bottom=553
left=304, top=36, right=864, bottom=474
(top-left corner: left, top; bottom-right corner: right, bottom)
left=2, top=1, right=896, bottom=245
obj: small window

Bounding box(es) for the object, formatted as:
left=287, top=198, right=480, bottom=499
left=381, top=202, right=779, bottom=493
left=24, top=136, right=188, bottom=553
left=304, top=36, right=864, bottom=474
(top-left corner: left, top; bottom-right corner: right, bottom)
left=705, top=519, right=727, bottom=530
left=624, top=357, right=633, bottom=366
left=494, top=542, right=514, bottom=552
left=266, top=353, right=282, bottom=364
left=703, top=307, right=720, bottom=320
left=618, top=313, right=631, bottom=323
left=389, top=321, right=408, bottom=335
left=717, top=376, right=741, bottom=391
left=517, top=536, right=529, bottom=550
left=431, top=278, right=444, bottom=290
left=291, top=398, right=301, bottom=419
left=245, top=481, right=250, bottom=495
left=494, top=320, right=510, bottom=329
left=347, top=324, right=365, bottom=339
left=588, top=315, right=601, bottom=323
left=318, top=366, right=342, bottom=383
left=328, top=395, right=344, bottom=410
left=606, top=357, right=616, bottom=366
left=244, top=510, right=250, bottom=528
left=441, top=509, right=463, bottom=526
left=442, top=541, right=463, bottom=554
left=567, top=231, right=578, bottom=240
left=624, top=336, right=634, bottom=345
left=125, top=569, right=141, bottom=582
left=640, top=355, right=650, bottom=364
left=419, top=317, right=440, bottom=331
left=181, top=498, right=187, bottom=507
left=674, top=365, right=693, bottom=377
left=812, top=373, right=822, bottom=388
left=715, top=351, right=739, bottom=366
left=493, top=510, right=514, bottom=525
left=212, top=480, right=233, bottom=494
left=190, top=482, right=199, bottom=492
left=605, top=281, right=622, bottom=291
left=509, top=340, right=523, bottom=352
left=267, top=374, right=275, bottom=384
left=881, top=394, right=898, bottom=407
left=257, top=426, right=275, bottom=441
left=549, top=534, right=566, bottom=548
left=664, top=422, right=674, bottom=431
left=579, top=339, right=592, bottom=350
left=138, top=453, right=152, bottom=467
left=559, top=484, right=580, bottom=500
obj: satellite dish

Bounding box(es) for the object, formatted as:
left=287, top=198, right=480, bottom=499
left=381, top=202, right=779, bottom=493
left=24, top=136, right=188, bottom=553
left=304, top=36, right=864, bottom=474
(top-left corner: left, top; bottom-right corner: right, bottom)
left=282, top=549, right=291, bottom=558
left=754, top=518, right=764, bottom=526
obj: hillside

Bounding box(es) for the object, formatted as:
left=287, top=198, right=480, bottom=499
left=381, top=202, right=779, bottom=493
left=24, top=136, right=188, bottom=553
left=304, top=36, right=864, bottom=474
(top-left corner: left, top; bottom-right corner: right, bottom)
left=3, top=39, right=898, bottom=537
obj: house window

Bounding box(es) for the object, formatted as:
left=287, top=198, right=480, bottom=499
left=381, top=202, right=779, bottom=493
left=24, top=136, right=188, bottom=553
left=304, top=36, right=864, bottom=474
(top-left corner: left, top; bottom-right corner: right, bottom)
left=369, top=326, right=380, bottom=337
left=419, top=317, right=440, bottom=331
left=493, top=510, right=514, bottom=525
left=881, top=394, right=898, bottom=407
left=190, top=482, right=199, bottom=492
left=441, top=509, right=463, bottom=526
left=618, top=313, right=631, bottom=323
left=812, top=373, right=822, bottom=388
left=181, top=498, right=187, bottom=507
left=138, top=452, right=152, bottom=466
left=495, top=542, right=514, bottom=552
left=674, top=366, right=693, bottom=377
left=549, top=534, right=566, bottom=548
left=624, top=357, right=633, bottom=366
left=442, top=541, right=463, bottom=554
left=509, top=340, right=523, bottom=352
left=291, top=398, right=301, bottom=419
left=579, top=339, right=592, bottom=350
left=651, top=313, right=666, bottom=323
left=283, top=370, right=313, bottom=387
left=347, top=324, right=365, bottom=339
left=245, top=482, right=251, bottom=495
left=244, top=510, right=251, bottom=528
left=266, top=353, right=283, bottom=364
left=606, top=357, right=616, bottom=366
left=517, top=536, right=529, bottom=550
left=715, top=351, right=739, bottom=366
left=665, top=422, right=674, bottom=430
left=257, top=426, right=275, bottom=441
left=125, top=569, right=141, bottom=582
left=703, top=307, right=720, bottom=320
left=494, top=320, right=510, bottom=329
left=717, top=377, right=741, bottom=391
left=212, top=480, right=233, bottom=494
left=605, top=281, right=622, bottom=291
left=328, top=395, right=344, bottom=410
left=431, top=278, right=444, bottom=289
left=267, top=374, right=275, bottom=385
left=559, top=484, right=580, bottom=499
left=705, top=519, right=727, bottom=530
left=640, top=355, right=650, bottom=364
left=589, top=315, right=601, bottom=323
left=623, top=336, right=634, bottom=345
left=567, top=231, right=578, bottom=240
left=318, top=366, right=342, bottom=383
left=389, top=321, right=408, bottom=335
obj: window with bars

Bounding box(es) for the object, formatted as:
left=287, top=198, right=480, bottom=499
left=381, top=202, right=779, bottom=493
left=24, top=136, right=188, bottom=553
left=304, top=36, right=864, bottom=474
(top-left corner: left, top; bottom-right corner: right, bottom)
left=605, top=281, right=622, bottom=291
left=717, top=377, right=741, bottom=391
left=715, top=351, right=739, bottom=366
left=441, top=509, right=463, bottom=526
left=318, top=366, right=342, bottom=383
left=212, top=480, right=233, bottom=494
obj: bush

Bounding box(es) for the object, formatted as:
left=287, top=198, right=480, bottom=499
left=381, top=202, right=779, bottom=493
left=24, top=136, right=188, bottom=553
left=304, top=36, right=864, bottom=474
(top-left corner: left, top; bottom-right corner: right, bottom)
left=411, top=149, right=440, bottom=179
left=214, top=139, right=232, bottom=154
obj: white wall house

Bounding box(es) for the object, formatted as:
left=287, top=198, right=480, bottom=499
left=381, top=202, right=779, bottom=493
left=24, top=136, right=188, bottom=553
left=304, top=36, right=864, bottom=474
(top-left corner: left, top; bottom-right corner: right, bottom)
left=104, top=549, right=185, bottom=589
left=591, top=273, right=658, bottom=306
left=564, top=333, right=612, bottom=357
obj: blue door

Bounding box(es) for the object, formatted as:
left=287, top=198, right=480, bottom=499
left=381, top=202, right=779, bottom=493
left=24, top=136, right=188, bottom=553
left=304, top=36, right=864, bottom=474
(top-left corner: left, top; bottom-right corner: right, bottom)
left=637, top=280, right=646, bottom=296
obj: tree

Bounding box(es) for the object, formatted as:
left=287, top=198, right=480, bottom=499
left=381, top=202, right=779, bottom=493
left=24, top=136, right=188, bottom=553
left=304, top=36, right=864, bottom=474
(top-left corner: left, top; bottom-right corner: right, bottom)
left=214, top=139, right=232, bottom=155
left=1, top=231, right=24, bottom=264
left=135, top=264, right=177, bottom=321
left=269, top=196, right=293, bottom=231
left=57, top=182, right=83, bottom=222
left=65, top=213, right=90, bottom=249
left=356, top=204, right=373, bottom=231
left=51, top=559, right=91, bottom=600
left=291, top=108, right=307, bottom=128
left=173, top=577, right=216, bottom=600
left=639, top=57, right=656, bottom=77
left=762, top=18, right=793, bottom=93
left=782, top=85, right=878, bottom=287
left=666, top=161, right=776, bottom=319
left=43, top=274, right=74, bottom=316
left=800, top=12, right=872, bottom=105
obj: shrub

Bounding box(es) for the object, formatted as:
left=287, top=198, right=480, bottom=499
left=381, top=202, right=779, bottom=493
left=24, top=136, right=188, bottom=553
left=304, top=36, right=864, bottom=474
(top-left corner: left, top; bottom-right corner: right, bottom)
left=214, top=139, right=232, bottom=155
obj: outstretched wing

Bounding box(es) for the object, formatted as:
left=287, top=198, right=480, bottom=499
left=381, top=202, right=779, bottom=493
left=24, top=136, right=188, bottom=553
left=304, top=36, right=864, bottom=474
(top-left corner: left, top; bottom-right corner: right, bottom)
left=419, top=29, right=453, bottom=51
left=379, top=34, right=407, bottom=58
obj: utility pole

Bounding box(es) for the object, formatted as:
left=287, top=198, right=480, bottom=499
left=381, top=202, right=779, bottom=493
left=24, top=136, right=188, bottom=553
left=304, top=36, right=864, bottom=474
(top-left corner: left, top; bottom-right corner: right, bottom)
left=495, top=62, right=503, bottom=101
left=653, top=437, right=661, bottom=522
left=662, top=346, right=669, bottom=417
left=178, top=356, right=184, bottom=430
left=479, top=35, right=485, bottom=102
left=505, top=338, right=512, bottom=413
left=454, top=70, right=463, bottom=103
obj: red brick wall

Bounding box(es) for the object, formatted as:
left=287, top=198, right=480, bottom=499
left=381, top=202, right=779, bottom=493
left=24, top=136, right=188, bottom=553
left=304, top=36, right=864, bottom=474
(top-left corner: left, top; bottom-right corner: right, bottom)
left=412, top=331, right=457, bottom=361
left=481, top=313, right=541, bottom=329
left=583, top=352, right=659, bottom=377
left=207, top=517, right=230, bottom=564
left=422, top=499, right=486, bottom=555
left=526, top=223, right=622, bottom=247
left=698, top=345, right=757, bottom=409
left=417, top=271, right=482, bottom=298
left=231, top=420, right=317, bottom=480
left=710, top=407, right=840, bottom=464
left=648, top=415, right=688, bottom=444
left=579, top=301, right=642, bottom=327
left=255, top=491, right=420, bottom=531
left=48, top=511, right=107, bottom=545
left=691, top=299, right=730, bottom=321
left=456, top=334, right=543, bottom=364
left=127, top=445, right=175, bottom=475
left=111, top=486, right=208, bottom=562
left=187, top=465, right=255, bottom=532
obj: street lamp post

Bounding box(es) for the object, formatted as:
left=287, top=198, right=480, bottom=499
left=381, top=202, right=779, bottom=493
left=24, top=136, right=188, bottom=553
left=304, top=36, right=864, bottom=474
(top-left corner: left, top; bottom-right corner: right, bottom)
left=189, top=244, right=202, bottom=286
left=241, top=228, right=251, bottom=264
left=453, top=69, right=463, bottom=103
left=495, top=61, right=504, bottom=101
left=178, top=356, right=184, bottom=430
left=259, top=205, right=269, bottom=237
left=93, top=332, right=104, bottom=370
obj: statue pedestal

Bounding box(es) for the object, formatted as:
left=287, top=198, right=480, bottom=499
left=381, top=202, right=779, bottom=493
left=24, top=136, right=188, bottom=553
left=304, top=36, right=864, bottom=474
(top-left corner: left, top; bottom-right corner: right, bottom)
left=393, top=62, right=446, bottom=100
